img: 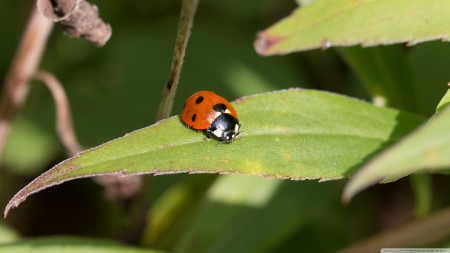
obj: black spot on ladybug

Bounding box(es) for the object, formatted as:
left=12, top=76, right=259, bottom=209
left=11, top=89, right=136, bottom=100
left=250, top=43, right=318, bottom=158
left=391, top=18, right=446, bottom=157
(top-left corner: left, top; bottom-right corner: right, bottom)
left=195, top=96, right=204, bottom=104
left=191, top=113, right=197, bottom=122
left=213, top=103, right=227, bottom=113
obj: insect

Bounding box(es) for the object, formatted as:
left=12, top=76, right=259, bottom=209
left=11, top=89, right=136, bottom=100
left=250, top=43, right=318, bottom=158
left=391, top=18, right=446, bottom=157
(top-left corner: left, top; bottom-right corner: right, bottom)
left=181, top=91, right=241, bottom=143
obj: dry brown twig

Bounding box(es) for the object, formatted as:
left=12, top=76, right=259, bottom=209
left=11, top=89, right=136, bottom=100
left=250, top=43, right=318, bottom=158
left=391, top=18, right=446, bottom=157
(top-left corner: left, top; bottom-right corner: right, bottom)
left=36, top=0, right=132, bottom=200
left=33, top=71, right=84, bottom=156
left=30, top=70, right=140, bottom=200
left=37, top=0, right=112, bottom=46
left=1, top=0, right=196, bottom=209
left=1, top=0, right=199, bottom=228
left=0, top=1, right=118, bottom=198
left=0, top=0, right=112, bottom=163
left=0, top=6, right=53, bottom=163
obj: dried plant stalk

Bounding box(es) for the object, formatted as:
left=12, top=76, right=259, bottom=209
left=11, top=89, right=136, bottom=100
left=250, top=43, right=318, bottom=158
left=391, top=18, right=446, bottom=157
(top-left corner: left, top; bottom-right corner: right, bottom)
left=33, top=71, right=84, bottom=156
left=0, top=7, right=53, bottom=162
left=37, top=0, right=112, bottom=46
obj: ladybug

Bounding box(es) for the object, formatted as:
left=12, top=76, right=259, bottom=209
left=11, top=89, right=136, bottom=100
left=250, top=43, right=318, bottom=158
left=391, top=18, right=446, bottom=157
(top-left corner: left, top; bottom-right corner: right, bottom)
left=181, top=91, right=241, bottom=143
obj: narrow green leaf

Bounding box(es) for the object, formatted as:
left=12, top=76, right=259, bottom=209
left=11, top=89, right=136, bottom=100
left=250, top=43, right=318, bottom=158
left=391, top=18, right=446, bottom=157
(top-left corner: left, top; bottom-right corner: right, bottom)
left=410, top=174, right=432, bottom=218
left=0, top=236, right=166, bottom=253
left=4, top=89, right=425, bottom=216
left=343, top=106, right=450, bottom=202
left=436, top=88, right=450, bottom=113
left=141, top=174, right=217, bottom=248
left=255, top=0, right=450, bottom=55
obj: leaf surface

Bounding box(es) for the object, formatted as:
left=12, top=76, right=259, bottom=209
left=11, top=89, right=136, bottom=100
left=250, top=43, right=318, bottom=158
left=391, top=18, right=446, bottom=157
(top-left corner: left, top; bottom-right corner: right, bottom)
left=4, top=89, right=424, bottom=216
left=343, top=106, right=450, bottom=202
left=255, top=0, right=450, bottom=55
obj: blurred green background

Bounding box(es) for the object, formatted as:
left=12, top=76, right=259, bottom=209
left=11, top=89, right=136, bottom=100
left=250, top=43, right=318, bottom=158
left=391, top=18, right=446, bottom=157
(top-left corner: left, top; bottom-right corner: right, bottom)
left=2, top=0, right=450, bottom=252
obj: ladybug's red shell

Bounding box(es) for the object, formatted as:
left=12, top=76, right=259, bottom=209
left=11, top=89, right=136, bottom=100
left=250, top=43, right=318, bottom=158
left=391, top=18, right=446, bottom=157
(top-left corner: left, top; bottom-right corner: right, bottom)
left=181, top=91, right=238, bottom=130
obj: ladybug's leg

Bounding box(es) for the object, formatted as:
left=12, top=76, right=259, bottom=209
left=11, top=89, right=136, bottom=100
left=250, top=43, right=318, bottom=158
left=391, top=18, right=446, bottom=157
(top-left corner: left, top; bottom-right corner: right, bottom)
left=205, top=128, right=212, bottom=141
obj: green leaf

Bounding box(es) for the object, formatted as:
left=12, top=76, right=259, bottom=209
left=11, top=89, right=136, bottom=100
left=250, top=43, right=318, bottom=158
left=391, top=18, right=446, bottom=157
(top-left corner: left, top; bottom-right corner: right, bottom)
left=255, top=0, right=450, bottom=55
left=0, top=236, right=166, bottom=253
left=436, top=88, right=450, bottom=113
left=410, top=173, right=432, bottom=218
left=343, top=106, right=450, bottom=202
left=4, top=89, right=425, bottom=216
left=338, top=45, right=423, bottom=114
left=141, top=174, right=217, bottom=248
left=172, top=175, right=341, bottom=253
left=409, top=41, right=450, bottom=116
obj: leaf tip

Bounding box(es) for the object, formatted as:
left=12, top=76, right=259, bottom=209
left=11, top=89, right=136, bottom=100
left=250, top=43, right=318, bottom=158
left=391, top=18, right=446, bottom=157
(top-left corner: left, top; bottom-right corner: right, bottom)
left=341, top=187, right=355, bottom=205
left=4, top=196, right=26, bottom=218
left=254, top=31, right=281, bottom=56
left=342, top=174, right=385, bottom=205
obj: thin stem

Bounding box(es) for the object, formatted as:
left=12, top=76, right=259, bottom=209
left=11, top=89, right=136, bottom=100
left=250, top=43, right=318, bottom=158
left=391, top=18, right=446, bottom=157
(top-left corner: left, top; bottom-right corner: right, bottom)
left=124, top=0, right=199, bottom=244
left=155, top=0, right=199, bottom=121
left=410, top=174, right=432, bottom=219
left=0, top=6, right=53, bottom=163
left=33, top=71, right=84, bottom=156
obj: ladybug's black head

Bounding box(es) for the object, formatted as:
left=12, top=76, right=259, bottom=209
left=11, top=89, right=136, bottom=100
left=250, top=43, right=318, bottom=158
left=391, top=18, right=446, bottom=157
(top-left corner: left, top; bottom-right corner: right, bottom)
left=207, top=113, right=241, bottom=143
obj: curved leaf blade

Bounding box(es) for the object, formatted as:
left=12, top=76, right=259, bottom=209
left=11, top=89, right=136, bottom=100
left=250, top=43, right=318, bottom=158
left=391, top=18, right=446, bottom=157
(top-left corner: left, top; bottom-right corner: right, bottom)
left=343, top=106, right=450, bottom=202
left=255, top=0, right=450, bottom=56
left=436, top=88, right=450, bottom=113
left=4, top=89, right=424, bottom=216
